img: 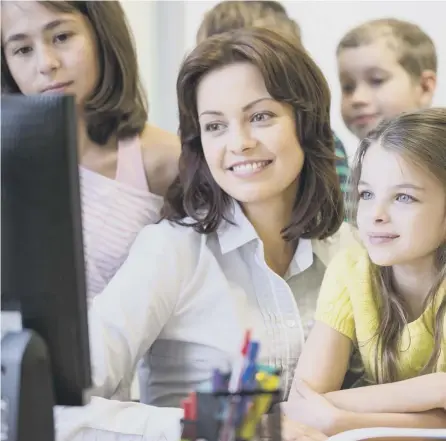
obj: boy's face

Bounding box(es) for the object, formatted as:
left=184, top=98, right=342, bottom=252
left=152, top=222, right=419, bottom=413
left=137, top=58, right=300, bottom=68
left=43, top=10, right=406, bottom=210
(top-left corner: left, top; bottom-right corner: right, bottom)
left=338, top=37, right=433, bottom=139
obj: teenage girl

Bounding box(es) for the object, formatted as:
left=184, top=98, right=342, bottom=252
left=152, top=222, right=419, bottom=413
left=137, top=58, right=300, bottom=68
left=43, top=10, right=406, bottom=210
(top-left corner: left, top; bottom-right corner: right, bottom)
left=1, top=1, right=181, bottom=300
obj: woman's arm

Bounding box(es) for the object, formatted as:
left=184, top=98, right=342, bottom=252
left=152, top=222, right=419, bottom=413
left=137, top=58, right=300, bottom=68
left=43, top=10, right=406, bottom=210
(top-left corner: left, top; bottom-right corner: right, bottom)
left=324, top=372, right=446, bottom=414
left=56, top=224, right=194, bottom=441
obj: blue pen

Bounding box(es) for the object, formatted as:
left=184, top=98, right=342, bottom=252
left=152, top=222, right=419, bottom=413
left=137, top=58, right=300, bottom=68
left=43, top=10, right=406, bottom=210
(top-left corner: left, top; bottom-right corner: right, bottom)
left=241, top=342, right=259, bottom=386
left=235, top=341, right=259, bottom=426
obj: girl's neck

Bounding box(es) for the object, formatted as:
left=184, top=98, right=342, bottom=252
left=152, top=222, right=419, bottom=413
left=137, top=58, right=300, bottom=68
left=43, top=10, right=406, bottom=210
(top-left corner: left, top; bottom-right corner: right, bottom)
left=77, top=118, right=119, bottom=178
left=77, top=118, right=91, bottom=158
left=391, top=254, right=438, bottom=319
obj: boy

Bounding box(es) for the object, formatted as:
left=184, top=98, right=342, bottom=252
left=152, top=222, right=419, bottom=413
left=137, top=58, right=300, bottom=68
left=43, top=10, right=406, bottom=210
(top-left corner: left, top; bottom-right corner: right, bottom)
left=197, top=0, right=350, bottom=197
left=337, top=18, right=437, bottom=140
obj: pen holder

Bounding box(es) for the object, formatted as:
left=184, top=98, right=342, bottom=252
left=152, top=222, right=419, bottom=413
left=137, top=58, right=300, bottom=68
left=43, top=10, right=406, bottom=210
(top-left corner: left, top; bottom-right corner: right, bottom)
left=181, top=388, right=282, bottom=441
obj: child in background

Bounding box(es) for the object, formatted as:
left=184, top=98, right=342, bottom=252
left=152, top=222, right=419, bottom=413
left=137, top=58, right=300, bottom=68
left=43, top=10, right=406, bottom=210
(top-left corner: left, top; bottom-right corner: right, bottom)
left=338, top=18, right=437, bottom=140
left=285, top=108, right=446, bottom=436
left=336, top=17, right=438, bottom=389
left=196, top=0, right=350, bottom=197
left=1, top=1, right=180, bottom=301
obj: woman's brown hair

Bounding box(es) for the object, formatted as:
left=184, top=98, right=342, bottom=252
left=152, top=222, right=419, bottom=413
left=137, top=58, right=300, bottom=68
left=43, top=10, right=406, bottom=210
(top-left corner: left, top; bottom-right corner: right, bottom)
left=347, top=108, right=446, bottom=383
left=163, top=27, right=344, bottom=241
left=1, top=1, right=148, bottom=145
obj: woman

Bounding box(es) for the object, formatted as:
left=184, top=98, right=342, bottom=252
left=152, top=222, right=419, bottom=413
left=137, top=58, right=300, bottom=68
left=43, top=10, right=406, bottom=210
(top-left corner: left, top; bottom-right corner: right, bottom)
left=56, top=27, right=356, bottom=441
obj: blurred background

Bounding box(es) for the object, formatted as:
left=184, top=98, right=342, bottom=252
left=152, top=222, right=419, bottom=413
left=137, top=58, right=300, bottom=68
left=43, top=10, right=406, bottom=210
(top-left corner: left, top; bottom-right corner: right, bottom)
left=121, top=0, right=446, bottom=159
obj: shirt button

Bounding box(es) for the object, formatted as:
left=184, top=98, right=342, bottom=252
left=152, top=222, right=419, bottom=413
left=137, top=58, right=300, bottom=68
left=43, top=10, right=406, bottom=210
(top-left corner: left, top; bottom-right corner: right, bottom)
left=286, top=320, right=296, bottom=327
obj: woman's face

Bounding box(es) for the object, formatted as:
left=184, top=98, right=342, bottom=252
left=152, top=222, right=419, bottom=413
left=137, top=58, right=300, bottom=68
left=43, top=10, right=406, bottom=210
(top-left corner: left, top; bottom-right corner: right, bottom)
left=2, top=1, right=100, bottom=107
left=197, top=62, right=305, bottom=210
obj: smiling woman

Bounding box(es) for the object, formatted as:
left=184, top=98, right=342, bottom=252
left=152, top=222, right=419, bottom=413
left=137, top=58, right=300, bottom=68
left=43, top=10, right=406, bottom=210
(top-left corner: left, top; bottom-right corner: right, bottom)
left=196, top=63, right=305, bottom=218
left=53, top=27, right=357, bottom=441
left=165, top=28, right=344, bottom=242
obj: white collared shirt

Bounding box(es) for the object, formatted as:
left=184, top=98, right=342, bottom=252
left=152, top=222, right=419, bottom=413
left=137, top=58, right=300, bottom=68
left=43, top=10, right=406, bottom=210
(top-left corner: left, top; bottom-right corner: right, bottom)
left=56, top=203, right=357, bottom=441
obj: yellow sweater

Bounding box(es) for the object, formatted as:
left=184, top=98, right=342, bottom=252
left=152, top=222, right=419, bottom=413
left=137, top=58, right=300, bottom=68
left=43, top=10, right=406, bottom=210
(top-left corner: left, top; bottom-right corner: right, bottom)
left=315, top=246, right=446, bottom=382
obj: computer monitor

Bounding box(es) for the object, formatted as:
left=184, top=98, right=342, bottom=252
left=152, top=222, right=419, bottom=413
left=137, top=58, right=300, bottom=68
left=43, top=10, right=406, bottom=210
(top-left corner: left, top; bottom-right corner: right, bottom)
left=1, top=94, right=91, bottom=440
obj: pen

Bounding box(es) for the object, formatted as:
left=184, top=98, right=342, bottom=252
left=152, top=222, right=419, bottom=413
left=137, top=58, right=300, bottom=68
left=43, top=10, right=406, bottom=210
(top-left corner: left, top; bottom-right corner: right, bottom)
left=236, top=341, right=259, bottom=426
left=228, top=330, right=251, bottom=392
left=237, top=371, right=280, bottom=440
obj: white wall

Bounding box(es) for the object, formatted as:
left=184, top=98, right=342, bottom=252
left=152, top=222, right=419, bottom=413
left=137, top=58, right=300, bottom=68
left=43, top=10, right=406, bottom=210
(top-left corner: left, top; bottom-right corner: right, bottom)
left=121, top=0, right=187, bottom=133
left=120, top=1, right=156, bottom=108
left=124, top=0, right=446, bottom=158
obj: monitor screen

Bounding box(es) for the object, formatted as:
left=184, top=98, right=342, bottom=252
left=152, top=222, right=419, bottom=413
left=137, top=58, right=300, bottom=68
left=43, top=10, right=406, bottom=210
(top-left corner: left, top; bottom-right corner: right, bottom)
left=1, top=94, right=91, bottom=406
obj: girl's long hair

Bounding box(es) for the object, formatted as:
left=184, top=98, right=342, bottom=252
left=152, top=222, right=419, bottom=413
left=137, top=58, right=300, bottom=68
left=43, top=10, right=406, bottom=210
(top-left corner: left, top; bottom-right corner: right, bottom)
left=347, top=108, right=446, bottom=383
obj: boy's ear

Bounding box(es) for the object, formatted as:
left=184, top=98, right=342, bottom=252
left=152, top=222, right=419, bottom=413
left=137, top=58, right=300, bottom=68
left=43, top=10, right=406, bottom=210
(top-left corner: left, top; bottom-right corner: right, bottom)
left=418, top=69, right=437, bottom=108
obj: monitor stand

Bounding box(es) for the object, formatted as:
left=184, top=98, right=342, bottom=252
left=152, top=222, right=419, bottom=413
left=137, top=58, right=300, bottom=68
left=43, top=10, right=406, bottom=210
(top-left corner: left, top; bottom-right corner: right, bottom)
left=1, top=330, right=55, bottom=441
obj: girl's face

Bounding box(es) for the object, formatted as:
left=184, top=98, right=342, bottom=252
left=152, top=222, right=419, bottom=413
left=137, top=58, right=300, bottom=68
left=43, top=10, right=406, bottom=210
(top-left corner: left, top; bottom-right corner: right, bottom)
left=2, top=1, right=100, bottom=108
left=356, top=142, right=446, bottom=268
left=196, top=62, right=305, bottom=211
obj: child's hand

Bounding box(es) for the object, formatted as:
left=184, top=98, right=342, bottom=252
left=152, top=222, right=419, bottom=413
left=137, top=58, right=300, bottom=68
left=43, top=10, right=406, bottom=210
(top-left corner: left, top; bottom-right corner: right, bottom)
left=259, top=413, right=327, bottom=441
left=440, top=373, right=446, bottom=410
left=281, top=415, right=328, bottom=441
left=283, top=379, right=348, bottom=435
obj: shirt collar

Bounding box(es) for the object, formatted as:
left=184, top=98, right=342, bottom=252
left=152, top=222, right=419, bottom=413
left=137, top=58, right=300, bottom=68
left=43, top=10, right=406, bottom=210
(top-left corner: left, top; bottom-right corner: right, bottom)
left=217, top=201, right=258, bottom=255
left=285, top=237, right=314, bottom=279
left=216, top=201, right=314, bottom=277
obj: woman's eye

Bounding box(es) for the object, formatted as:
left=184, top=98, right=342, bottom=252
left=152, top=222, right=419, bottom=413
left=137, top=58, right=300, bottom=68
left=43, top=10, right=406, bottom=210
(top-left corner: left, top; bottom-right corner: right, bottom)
left=251, top=112, right=274, bottom=123
left=204, top=122, right=225, bottom=132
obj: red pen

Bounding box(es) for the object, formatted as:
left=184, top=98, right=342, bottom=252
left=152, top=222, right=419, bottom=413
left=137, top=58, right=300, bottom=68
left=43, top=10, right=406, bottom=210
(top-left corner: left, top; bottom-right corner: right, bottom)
left=189, top=392, right=197, bottom=420
left=182, top=397, right=192, bottom=420
left=181, top=395, right=197, bottom=441
left=228, top=329, right=251, bottom=392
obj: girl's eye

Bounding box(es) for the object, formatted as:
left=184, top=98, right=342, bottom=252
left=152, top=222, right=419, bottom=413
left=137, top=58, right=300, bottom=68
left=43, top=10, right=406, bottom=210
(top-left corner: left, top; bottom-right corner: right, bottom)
left=359, top=190, right=373, bottom=200
left=396, top=193, right=415, bottom=203
left=13, top=46, right=33, bottom=56
left=54, top=32, right=73, bottom=44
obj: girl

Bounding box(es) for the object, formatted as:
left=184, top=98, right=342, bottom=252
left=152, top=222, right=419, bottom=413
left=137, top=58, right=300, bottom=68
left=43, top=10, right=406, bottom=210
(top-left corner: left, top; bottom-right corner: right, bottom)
left=1, top=1, right=180, bottom=300
left=286, top=108, right=446, bottom=436
left=56, top=27, right=356, bottom=440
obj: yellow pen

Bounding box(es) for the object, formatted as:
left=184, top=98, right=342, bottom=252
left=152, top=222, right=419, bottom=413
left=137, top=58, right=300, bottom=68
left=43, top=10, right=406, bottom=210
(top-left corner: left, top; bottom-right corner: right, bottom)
left=237, top=371, right=280, bottom=440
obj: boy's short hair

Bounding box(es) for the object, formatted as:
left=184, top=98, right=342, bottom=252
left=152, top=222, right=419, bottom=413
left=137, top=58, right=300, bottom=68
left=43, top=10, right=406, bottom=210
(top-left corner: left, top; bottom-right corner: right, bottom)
left=196, top=0, right=301, bottom=43
left=337, top=18, right=437, bottom=79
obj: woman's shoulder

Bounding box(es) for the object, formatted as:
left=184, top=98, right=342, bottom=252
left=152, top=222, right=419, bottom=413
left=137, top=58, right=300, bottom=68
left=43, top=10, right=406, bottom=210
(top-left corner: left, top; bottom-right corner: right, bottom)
left=128, top=220, right=205, bottom=271
left=139, top=124, right=181, bottom=196
left=136, top=218, right=201, bottom=248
